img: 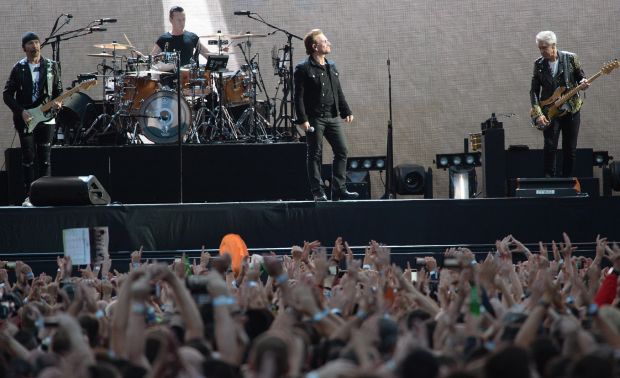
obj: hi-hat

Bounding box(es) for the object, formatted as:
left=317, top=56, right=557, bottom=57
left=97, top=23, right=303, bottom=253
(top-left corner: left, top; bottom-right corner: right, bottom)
left=87, top=52, right=114, bottom=57
left=93, top=42, right=130, bottom=50
left=200, top=33, right=267, bottom=39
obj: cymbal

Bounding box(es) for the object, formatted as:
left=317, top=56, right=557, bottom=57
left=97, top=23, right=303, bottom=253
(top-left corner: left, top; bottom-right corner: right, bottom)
left=199, top=33, right=267, bottom=40
left=125, top=70, right=174, bottom=75
left=93, top=42, right=130, bottom=50
left=87, top=52, right=114, bottom=58
left=230, top=33, right=267, bottom=39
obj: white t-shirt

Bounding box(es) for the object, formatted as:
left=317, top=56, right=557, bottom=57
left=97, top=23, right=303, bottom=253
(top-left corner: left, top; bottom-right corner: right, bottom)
left=28, top=62, right=40, bottom=102
left=548, top=59, right=559, bottom=77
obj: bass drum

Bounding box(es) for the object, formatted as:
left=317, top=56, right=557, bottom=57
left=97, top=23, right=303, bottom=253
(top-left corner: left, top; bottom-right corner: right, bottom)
left=138, top=91, right=191, bottom=144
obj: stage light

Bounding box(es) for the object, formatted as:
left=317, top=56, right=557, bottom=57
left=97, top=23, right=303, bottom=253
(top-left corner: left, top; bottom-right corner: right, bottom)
left=448, top=166, right=477, bottom=199
left=593, top=151, right=611, bottom=167
left=393, top=164, right=433, bottom=198
left=435, top=153, right=482, bottom=169
left=347, top=156, right=387, bottom=171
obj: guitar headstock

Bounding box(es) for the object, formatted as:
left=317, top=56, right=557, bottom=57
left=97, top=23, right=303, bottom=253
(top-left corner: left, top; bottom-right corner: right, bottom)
left=602, top=59, right=619, bottom=74
left=80, top=79, right=98, bottom=90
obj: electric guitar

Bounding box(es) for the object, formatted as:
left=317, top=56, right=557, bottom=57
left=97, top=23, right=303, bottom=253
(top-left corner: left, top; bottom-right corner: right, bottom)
left=533, top=59, right=619, bottom=131
left=24, top=80, right=97, bottom=133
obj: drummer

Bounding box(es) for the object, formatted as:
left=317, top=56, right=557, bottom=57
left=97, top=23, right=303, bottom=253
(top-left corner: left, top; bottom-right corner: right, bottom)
left=151, top=5, right=223, bottom=72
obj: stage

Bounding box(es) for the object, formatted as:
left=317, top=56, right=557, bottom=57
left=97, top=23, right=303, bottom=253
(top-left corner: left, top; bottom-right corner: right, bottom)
left=1, top=195, right=619, bottom=274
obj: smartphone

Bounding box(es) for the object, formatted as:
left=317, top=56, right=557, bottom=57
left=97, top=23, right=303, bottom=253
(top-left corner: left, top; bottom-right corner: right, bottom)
left=411, top=270, right=418, bottom=283
left=415, top=258, right=426, bottom=266
left=328, top=265, right=338, bottom=276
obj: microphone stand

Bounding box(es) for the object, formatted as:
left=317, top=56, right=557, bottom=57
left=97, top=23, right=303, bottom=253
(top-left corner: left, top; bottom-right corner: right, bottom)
left=176, top=51, right=183, bottom=203
left=383, top=51, right=395, bottom=199
left=241, top=13, right=302, bottom=138
left=42, top=20, right=105, bottom=77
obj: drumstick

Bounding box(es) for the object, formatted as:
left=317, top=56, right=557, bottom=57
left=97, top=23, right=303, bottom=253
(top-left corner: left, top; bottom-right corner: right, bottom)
left=123, top=33, right=145, bottom=57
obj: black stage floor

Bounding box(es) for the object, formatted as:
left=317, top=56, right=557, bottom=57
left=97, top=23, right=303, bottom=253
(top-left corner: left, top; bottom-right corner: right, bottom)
left=1, top=196, right=619, bottom=274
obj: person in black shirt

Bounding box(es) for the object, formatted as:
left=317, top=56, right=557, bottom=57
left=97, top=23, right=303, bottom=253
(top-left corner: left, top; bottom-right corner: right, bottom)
left=151, top=6, right=219, bottom=68
left=3, top=32, right=62, bottom=203
left=294, top=29, right=357, bottom=201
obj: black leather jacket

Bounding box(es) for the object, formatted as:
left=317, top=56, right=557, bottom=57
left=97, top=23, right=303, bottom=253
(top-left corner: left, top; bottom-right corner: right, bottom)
left=3, top=57, right=62, bottom=131
left=530, top=50, right=585, bottom=117
left=294, top=56, right=352, bottom=123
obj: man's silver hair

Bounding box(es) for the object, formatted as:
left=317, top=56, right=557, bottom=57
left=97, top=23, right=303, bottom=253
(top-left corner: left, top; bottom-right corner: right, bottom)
left=536, top=31, right=557, bottom=45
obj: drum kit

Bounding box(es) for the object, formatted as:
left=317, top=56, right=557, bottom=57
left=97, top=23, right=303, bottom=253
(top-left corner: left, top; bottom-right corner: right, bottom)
left=59, top=32, right=280, bottom=145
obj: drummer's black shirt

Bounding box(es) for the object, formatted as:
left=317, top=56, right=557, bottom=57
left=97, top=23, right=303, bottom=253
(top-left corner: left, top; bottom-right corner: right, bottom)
left=156, top=31, right=199, bottom=66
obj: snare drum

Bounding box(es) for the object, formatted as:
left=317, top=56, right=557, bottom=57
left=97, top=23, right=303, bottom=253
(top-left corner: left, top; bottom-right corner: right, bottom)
left=220, top=72, right=251, bottom=107
left=180, top=65, right=212, bottom=97
left=120, top=75, right=160, bottom=110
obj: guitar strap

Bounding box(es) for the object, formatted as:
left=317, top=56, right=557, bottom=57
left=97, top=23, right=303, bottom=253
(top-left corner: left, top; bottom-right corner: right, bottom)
left=46, top=59, right=54, bottom=101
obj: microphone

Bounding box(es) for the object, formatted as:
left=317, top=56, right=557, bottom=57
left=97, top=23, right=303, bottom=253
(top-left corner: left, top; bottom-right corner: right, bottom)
left=233, top=10, right=252, bottom=15
left=308, top=127, right=315, bottom=132
left=63, top=13, right=73, bottom=18
left=96, top=18, right=117, bottom=23
left=90, top=27, right=107, bottom=32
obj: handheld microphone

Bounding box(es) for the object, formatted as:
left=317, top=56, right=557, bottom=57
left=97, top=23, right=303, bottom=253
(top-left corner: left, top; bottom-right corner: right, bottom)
left=90, top=27, right=107, bottom=32
left=96, top=18, right=117, bottom=23
left=63, top=13, right=73, bottom=18
left=308, top=127, right=315, bottom=132
left=233, top=10, right=252, bottom=16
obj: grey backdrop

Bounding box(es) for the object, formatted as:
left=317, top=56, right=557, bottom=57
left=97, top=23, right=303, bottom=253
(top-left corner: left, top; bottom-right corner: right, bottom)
left=1, top=0, right=619, bottom=198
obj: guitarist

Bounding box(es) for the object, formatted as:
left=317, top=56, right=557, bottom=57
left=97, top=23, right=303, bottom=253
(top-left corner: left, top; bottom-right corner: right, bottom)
left=3, top=32, right=63, bottom=202
left=530, top=30, right=589, bottom=177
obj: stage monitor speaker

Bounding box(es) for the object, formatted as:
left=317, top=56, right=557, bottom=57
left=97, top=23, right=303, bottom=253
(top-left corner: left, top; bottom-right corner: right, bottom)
left=481, top=127, right=506, bottom=198
left=30, top=175, right=111, bottom=206
left=513, top=177, right=587, bottom=198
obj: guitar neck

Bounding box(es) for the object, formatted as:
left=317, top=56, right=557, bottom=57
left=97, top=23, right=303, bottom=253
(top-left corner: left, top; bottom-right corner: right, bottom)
left=558, top=70, right=603, bottom=105
left=39, top=86, right=81, bottom=112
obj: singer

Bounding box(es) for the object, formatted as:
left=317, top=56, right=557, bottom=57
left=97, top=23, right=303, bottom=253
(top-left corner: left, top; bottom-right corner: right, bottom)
left=2, top=32, right=63, bottom=206
left=294, top=29, right=357, bottom=201
left=151, top=5, right=219, bottom=67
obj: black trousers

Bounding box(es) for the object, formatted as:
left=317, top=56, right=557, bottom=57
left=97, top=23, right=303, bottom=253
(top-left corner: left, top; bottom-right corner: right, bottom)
left=18, top=123, right=54, bottom=195
left=543, top=111, right=580, bottom=177
left=306, top=116, right=349, bottom=195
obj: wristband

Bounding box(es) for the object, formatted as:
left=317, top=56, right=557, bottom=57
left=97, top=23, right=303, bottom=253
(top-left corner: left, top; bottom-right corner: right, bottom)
left=330, top=308, right=342, bottom=316
left=231, top=280, right=238, bottom=289
left=355, top=309, right=368, bottom=320
left=131, top=302, right=146, bottom=314
left=363, top=264, right=371, bottom=270
left=275, top=273, right=288, bottom=286
left=95, top=309, right=105, bottom=319
left=587, top=303, right=599, bottom=317
left=311, top=308, right=329, bottom=323
left=212, top=295, right=236, bottom=307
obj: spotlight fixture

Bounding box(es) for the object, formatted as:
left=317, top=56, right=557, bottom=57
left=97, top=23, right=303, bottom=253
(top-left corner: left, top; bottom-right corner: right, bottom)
left=435, top=152, right=481, bottom=169
left=393, top=164, right=433, bottom=198
left=592, top=151, right=611, bottom=167
left=347, top=156, right=387, bottom=171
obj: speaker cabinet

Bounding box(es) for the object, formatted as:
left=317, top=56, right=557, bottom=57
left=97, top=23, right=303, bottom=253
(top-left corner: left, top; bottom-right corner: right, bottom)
left=30, top=175, right=111, bottom=206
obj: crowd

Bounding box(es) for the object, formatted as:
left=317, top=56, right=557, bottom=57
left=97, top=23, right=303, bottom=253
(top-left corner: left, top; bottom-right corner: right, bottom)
left=1, top=232, right=620, bottom=378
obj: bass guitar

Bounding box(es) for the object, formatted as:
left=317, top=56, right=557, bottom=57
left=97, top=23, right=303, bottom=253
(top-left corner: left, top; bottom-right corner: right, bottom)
left=533, top=59, right=618, bottom=130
